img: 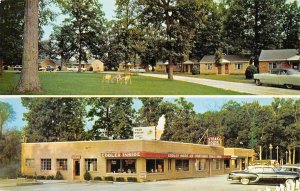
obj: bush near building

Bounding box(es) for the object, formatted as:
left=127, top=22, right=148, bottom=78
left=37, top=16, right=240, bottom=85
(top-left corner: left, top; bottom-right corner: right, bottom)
left=245, top=65, right=258, bottom=79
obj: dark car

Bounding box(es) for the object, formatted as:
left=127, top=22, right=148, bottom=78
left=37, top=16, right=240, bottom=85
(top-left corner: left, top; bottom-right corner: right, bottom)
left=228, top=165, right=299, bottom=185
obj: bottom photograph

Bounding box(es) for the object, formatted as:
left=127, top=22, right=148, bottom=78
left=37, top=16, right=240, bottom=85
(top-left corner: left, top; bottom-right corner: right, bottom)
left=0, top=97, right=299, bottom=191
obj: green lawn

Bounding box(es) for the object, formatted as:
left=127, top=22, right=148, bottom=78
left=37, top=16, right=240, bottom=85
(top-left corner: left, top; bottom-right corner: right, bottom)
left=0, top=72, right=248, bottom=95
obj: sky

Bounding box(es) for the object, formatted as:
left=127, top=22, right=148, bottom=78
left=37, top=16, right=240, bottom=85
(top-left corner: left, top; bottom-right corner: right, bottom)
left=42, top=1, right=116, bottom=40
left=0, top=97, right=280, bottom=131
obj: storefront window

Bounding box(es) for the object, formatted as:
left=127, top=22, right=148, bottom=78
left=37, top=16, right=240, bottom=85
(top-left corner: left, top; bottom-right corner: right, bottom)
left=41, top=159, right=51, bottom=170
left=213, top=159, right=221, bottom=170
left=175, top=159, right=189, bottom=171
left=196, top=159, right=206, bottom=171
left=107, top=159, right=136, bottom=173
left=146, top=159, right=164, bottom=173
left=224, top=159, right=230, bottom=169
left=85, top=158, right=97, bottom=172
left=56, top=159, right=68, bottom=170
left=26, top=159, right=35, bottom=168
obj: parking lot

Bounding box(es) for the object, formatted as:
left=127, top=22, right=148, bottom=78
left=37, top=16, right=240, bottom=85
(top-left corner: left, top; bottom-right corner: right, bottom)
left=0, top=175, right=277, bottom=191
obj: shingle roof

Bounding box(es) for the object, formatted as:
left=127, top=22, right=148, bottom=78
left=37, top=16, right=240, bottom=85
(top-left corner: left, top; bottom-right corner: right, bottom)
left=259, top=49, right=299, bottom=61
left=200, top=55, right=250, bottom=64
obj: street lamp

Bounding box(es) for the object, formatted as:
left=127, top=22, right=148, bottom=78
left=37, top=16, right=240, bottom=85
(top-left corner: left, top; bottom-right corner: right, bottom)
left=269, top=144, right=273, bottom=160
left=285, top=151, right=288, bottom=164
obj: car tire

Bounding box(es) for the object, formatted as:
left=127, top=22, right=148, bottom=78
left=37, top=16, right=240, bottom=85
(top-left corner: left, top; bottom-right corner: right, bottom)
left=285, top=179, right=295, bottom=186
left=241, top=178, right=250, bottom=185
left=285, top=84, right=293, bottom=89
left=255, top=79, right=262, bottom=86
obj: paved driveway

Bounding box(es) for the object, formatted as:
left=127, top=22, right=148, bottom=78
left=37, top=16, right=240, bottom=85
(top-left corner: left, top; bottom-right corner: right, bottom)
left=0, top=175, right=277, bottom=191
left=140, top=74, right=300, bottom=95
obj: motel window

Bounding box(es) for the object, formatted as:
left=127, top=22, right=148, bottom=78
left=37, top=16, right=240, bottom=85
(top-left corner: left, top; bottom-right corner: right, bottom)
left=175, top=159, right=189, bottom=171
left=107, top=159, right=136, bottom=173
left=56, top=159, right=67, bottom=171
left=146, top=159, right=164, bottom=173
left=168, top=159, right=172, bottom=171
left=41, top=159, right=51, bottom=170
left=224, top=159, right=230, bottom=169
left=235, top=64, right=243, bottom=70
left=213, top=159, right=221, bottom=170
left=269, top=62, right=279, bottom=70
left=85, top=159, right=97, bottom=172
left=25, top=159, right=35, bottom=168
left=196, top=159, right=206, bottom=171
left=205, top=64, right=212, bottom=70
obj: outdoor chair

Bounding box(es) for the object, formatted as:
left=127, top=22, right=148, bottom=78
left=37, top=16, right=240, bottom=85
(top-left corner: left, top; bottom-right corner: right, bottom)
left=103, top=74, right=112, bottom=83
left=123, top=75, right=132, bottom=85
left=113, top=74, right=122, bottom=84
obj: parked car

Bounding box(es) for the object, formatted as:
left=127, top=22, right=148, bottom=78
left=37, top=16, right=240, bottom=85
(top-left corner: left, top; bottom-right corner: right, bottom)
left=45, top=65, right=55, bottom=71
left=254, top=68, right=300, bottom=89
left=278, top=165, right=300, bottom=176
left=228, top=165, right=299, bottom=185
left=67, top=66, right=86, bottom=72
left=13, top=65, right=22, bottom=71
left=130, top=67, right=146, bottom=73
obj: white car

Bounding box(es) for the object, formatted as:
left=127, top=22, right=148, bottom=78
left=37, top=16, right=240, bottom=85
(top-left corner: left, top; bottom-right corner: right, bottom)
left=130, top=67, right=146, bottom=73
left=254, top=68, right=300, bottom=89
left=67, top=66, right=86, bottom=72
left=13, top=65, right=22, bottom=71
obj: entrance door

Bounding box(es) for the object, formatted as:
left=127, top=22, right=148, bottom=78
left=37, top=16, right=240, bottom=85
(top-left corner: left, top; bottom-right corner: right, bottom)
left=217, top=66, right=222, bottom=75
left=74, top=160, right=80, bottom=179
left=225, top=64, right=229, bottom=74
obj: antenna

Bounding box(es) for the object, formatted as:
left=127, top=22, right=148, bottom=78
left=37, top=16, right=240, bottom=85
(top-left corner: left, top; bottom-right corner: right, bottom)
left=198, top=129, right=209, bottom=144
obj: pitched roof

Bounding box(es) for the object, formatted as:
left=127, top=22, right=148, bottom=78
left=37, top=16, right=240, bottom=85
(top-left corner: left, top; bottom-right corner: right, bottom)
left=200, top=55, right=250, bottom=64
left=259, top=49, right=300, bottom=61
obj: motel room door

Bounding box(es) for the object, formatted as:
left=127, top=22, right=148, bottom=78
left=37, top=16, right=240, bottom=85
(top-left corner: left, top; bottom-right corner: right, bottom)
left=73, top=160, right=81, bottom=179
left=225, top=64, right=229, bottom=74
left=217, top=66, right=222, bottom=75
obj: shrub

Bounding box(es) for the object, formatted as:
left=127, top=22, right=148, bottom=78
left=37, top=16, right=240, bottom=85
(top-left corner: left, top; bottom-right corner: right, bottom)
left=94, top=176, right=102, bottom=181
left=55, top=171, right=64, bottom=180
left=84, top=171, right=92, bottom=181
left=191, top=65, right=200, bottom=75
left=245, top=65, right=258, bottom=79
left=104, top=176, right=114, bottom=181
left=37, top=175, right=46, bottom=180
left=127, top=177, right=138, bottom=182
left=115, top=177, right=125, bottom=182
left=26, top=175, right=34, bottom=179
left=3, top=66, right=8, bottom=70
left=46, top=175, right=54, bottom=180
left=89, top=67, right=93, bottom=71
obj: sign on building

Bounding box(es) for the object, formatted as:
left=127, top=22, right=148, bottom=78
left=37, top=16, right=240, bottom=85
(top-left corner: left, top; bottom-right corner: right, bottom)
left=133, top=127, right=156, bottom=140
left=207, top=137, right=223, bottom=146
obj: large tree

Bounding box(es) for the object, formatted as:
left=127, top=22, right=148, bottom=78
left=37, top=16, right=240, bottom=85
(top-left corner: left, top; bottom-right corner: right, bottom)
left=0, top=102, right=15, bottom=138
left=16, top=0, right=41, bottom=92
left=138, top=0, right=211, bottom=80
left=22, top=98, right=86, bottom=142
left=137, top=98, right=164, bottom=126
left=56, top=0, right=106, bottom=72
left=87, top=98, right=136, bottom=140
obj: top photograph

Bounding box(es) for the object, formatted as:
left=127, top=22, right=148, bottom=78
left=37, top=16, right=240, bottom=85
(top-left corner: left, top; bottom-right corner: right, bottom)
left=0, top=0, right=299, bottom=95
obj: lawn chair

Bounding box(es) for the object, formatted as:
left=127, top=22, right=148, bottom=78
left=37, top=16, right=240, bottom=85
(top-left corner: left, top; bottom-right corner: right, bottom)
left=123, top=75, right=132, bottom=85
left=103, top=74, right=112, bottom=83
left=113, top=74, right=122, bottom=84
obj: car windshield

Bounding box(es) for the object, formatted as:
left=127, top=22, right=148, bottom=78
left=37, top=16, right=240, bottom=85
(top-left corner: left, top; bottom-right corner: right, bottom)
left=287, top=69, right=300, bottom=75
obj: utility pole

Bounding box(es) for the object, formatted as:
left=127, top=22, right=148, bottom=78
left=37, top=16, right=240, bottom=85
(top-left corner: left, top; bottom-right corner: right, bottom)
left=269, top=144, right=273, bottom=160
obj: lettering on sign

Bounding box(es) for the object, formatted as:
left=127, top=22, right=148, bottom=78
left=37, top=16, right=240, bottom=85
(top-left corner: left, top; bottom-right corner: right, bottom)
left=133, top=127, right=156, bottom=140
left=101, top=152, right=141, bottom=158
left=207, top=137, right=223, bottom=146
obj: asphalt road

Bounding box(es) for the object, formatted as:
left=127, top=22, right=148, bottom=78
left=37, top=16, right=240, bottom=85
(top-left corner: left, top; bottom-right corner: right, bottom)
left=140, top=73, right=300, bottom=95
left=0, top=175, right=278, bottom=191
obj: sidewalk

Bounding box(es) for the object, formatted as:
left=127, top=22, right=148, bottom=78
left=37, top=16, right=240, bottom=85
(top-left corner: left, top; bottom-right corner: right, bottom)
left=140, top=73, right=300, bottom=95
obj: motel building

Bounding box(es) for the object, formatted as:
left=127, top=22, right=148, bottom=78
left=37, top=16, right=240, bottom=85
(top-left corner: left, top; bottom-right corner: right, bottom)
left=21, top=140, right=256, bottom=182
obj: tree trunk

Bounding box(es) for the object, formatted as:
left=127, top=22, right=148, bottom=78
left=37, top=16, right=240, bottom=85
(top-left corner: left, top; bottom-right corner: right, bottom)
left=168, top=56, right=174, bottom=80
left=0, top=57, right=3, bottom=76
left=17, top=0, right=41, bottom=92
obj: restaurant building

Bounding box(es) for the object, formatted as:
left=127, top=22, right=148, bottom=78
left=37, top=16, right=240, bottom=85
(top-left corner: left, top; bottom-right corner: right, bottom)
left=21, top=140, right=255, bottom=182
